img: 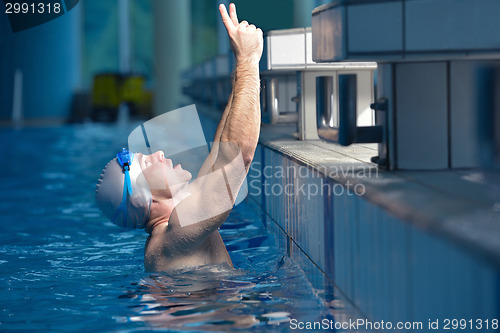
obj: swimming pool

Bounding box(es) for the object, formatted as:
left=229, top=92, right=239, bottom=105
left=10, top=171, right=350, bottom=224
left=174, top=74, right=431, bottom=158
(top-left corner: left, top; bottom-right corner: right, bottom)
left=0, top=124, right=331, bottom=332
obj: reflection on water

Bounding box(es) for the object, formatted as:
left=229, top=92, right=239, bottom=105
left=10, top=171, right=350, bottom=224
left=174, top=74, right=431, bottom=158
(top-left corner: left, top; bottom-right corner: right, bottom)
left=0, top=125, right=330, bottom=332
left=123, top=264, right=278, bottom=330
left=113, top=207, right=329, bottom=332
left=116, top=257, right=314, bottom=332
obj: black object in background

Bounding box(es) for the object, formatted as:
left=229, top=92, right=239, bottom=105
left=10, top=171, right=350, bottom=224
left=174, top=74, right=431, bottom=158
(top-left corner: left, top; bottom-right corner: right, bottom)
left=478, top=64, right=500, bottom=169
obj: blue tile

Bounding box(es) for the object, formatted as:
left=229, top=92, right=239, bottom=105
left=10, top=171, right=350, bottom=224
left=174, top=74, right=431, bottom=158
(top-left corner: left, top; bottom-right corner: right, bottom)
left=476, top=261, right=500, bottom=320
left=305, top=173, right=324, bottom=269
left=372, top=204, right=385, bottom=322
left=338, top=192, right=349, bottom=299
left=347, top=1, right=403, bottom=52
left=380, top=210, right=392, bottom=323
left=395, top=62, right=448, bottom=170
left=296, top=164, right=309, bottom=256
left=363, top=200, right=378, bottom=320
left=333, top=190, right=344, bottom=294
left=351, top=195, right=361, bottom=310
left=324, top=178, right=335, bottom=282
left=444, top=243, right=473, bottom=320
left=263, top=148, right=272, bottom=218
left=386, top=215, right=411, bottom=325
left=358, top=198, right=373, bottom=319
left=338, top=191, right=355, bottom=303
left=449, top=61, right=480, bottom=168
left=274, top=152, right=281, bottom=230
left=270, top=151, right=278, bottom=226
left=409, top=226, right=480, bottom=324
left=411, top=226, right=436, bottom=323
left=405, top=0, right=500, bottom=51
left=287, top=160, right=296, bottom=241
left=357, top=198, right=370, bottom=315
left=439, top=239, right=463, bottom=319
left=376, top=208, right=396, bottom=321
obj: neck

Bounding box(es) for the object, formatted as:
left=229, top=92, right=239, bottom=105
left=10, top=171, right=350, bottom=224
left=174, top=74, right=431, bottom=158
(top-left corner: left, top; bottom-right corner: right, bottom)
left=145, top=215, right=169, bottom=234
left=144, top=199, right=173, bottom=234
left=145, top=189, right=192, bottom=234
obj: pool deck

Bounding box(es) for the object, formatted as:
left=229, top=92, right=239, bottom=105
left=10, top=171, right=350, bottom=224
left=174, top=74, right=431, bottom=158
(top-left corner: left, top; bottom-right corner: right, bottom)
left=199, top=106, right=500, bottom=329
left=259, top=124, right=500, bottom=267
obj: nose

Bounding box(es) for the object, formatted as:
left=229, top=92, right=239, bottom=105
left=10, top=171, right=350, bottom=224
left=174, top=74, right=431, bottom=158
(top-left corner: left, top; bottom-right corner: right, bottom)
left=153, top=151, right=164, bottom=162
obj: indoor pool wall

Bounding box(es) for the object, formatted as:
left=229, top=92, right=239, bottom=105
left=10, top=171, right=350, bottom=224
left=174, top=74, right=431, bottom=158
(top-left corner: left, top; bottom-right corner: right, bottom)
left=253, top=144, right=499, bottom=325
left=198, top=109, right=500, bottom=330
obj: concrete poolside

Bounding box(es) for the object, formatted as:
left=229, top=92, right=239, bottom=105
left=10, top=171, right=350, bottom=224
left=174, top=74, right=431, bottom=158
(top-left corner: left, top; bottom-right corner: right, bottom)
left=198, top=106, right=500, bottom=329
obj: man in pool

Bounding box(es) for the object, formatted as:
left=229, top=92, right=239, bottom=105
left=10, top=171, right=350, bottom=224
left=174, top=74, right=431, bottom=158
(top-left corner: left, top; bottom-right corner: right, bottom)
left=95, top=3, right=263, bottom=272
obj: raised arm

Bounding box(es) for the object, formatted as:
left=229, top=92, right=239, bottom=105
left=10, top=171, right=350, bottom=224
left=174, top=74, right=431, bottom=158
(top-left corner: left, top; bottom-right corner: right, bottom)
left=163, top=3, right=263, bottom=252
left=216, top=3, right=262, bottom=169
left=197, top=3, right=262, bottom=177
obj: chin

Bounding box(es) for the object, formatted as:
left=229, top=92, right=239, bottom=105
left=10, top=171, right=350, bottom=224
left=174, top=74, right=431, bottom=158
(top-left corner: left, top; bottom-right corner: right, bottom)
left=171, top=180, right=189, bottom=194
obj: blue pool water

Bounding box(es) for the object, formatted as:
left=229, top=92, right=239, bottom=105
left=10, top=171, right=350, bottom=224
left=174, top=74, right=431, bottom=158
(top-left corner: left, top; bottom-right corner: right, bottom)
left=0, top=124, right=331, bottom=332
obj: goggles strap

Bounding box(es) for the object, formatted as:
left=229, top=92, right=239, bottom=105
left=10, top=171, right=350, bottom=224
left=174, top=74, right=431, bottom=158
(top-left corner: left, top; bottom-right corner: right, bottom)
left=124, top=166, right=133, bottom=196
left=112, top=148, right=135, bottom=227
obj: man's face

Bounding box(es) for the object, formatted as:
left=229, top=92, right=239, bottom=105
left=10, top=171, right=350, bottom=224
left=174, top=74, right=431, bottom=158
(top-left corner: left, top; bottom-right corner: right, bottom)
left=136, top=151, right=192, bottom=200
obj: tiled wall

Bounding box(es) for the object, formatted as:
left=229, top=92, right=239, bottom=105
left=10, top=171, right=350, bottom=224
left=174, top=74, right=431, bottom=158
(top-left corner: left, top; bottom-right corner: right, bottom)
left=200, top=112, right=500, bottom=331
left=250, top=145, right=500, bottom=330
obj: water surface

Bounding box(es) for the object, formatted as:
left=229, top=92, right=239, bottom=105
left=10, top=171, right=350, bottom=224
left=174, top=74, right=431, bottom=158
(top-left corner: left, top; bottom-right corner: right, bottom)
left=0, top=124, right=330, bottom=332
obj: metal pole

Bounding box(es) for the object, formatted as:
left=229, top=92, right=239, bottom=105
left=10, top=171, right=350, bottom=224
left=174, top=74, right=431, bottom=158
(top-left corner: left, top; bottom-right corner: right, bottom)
left=153, top=0, right=191, bottom=114
left=118, top=0, right=131, bottom=73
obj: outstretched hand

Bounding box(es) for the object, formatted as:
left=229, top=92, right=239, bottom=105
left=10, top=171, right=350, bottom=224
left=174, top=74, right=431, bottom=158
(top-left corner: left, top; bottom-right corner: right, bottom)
left=219, top=3, right=263, bottom=66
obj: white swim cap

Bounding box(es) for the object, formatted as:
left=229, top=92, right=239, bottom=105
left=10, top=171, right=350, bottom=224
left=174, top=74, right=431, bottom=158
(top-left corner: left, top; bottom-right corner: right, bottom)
left=95, top=148, right=152, bottom=229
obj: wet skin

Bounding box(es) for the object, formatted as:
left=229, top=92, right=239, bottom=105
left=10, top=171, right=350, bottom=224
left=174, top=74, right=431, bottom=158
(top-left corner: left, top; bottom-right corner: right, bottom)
left=138, top=151, right=233, bottom=271
left=139, top=2, right=262, bottom=271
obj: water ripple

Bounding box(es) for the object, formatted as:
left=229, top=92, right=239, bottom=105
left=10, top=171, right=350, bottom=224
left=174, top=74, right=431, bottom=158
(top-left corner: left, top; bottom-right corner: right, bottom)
left=0, top=125, right=330, bottom=332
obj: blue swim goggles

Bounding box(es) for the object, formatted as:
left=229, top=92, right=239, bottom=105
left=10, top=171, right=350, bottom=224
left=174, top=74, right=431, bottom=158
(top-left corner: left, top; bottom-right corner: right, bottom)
left=112, top=148, right=134, bottom=225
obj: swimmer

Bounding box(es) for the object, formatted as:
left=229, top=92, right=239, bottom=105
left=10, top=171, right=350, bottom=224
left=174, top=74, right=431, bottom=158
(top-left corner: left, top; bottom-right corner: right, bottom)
left=95, top=3, right=263, bottom=272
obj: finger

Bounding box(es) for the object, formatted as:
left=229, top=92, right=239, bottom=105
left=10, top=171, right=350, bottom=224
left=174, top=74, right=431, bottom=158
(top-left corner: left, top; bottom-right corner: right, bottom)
left=257, top=28, right=263, bottom=36
left=240, top=20, right=249, bottom=27
left=219, top=4, right=235, bottom=33
left=229, top=3, right=238, bottom=26
left=248, top=24, right=256, bottom=31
